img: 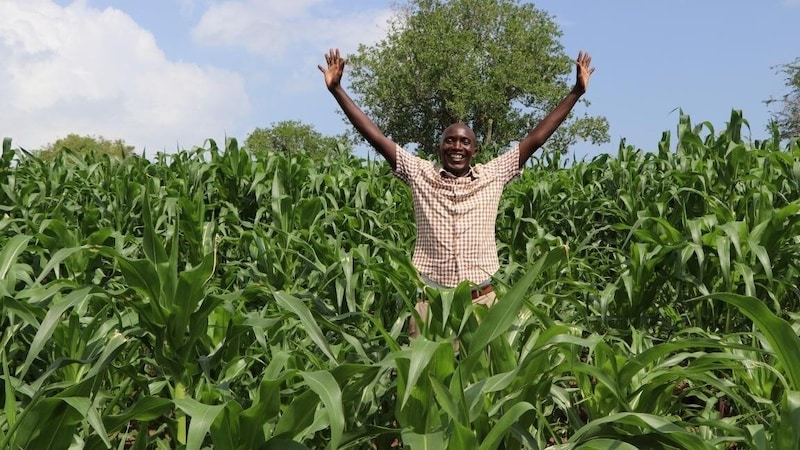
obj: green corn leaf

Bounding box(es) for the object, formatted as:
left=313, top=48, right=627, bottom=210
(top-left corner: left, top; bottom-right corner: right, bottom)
left=429, top=375, right=461, bottom=423
left=274, top=390, right=320, bottom=440
left=450, top=421, right=480, bottom=450
left=271, top=168, right=289, bottom=232
left=301, top=370, right=344, bottom=450
left=776, top=390, right=800, bottom=450
left=400, top=339, right=444, bottom=409
left=618, top=338, right=732, bottom=386
left=0, top=234, right=31, bottom=280
left=720, top=221, right=744, bottom=260
left=262, top=438, right=312, bottom=450
left=715, top=235, right=732, bottom=288
left=18, top=287, right=93, bottom=379
left=141, top=184, right=168, bottom=264
left=173, top=398, right=227, bottom=450
left=705, top=293, right=800, bottom=389
left=210, top=401, right=243, bottom=450
left=62, top=397, right=112, bottom=450
left=401, top=430, right=446, bottom=450
left=3, top=352, right=17, bottom=430
left=84, top=331, right=128, bottom=380
left=174, top=253, right=215, bottom=340
left=33, top=246, right=87, bottom=284
left=774, top=202, right=800, bottom=222
left=569, top=412, right=713, bottom=449
left=462, top=368, right=519, bottom=406
left=1, top=296, right=40, bottom=327
left=11, top=398, right=83, bottom=450
left=745, top=425, right=768, bottom=450
left=476, top=402, right=534, bottom=450
left=574, top=439, right=639, bottom=450
left=102, top=397, right=173, bottom=433
left=471, top=248, right=566, bottom=352
left=2, top=136, right=11, bottom=158
left=567, top=362, right=629, bottom=411
left=240, top=377, right=285, bottom=446
left=116, top=256, right=162, bottom=309
left=509, top=423, right=539, bottom=450
left=275, top=291, right=338, bottom=365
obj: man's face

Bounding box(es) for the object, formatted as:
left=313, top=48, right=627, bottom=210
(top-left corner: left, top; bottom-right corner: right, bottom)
left=438, top=124, right=477, bottom=177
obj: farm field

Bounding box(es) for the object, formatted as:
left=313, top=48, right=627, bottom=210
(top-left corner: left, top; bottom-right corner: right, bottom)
left=2, top=111, right=800, bottom=449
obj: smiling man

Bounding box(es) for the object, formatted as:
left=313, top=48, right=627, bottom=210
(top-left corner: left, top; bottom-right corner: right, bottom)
left=319, top=48, right=595, bottom=337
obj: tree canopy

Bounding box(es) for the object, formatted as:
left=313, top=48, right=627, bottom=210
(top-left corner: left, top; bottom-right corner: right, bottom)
left=37, top=134, right=134, bottom=160
left=345, top=0, right=609, bottom=155
left=768, top=57, right=800, bottom=140
left=245, top=120, right=349, bottom=159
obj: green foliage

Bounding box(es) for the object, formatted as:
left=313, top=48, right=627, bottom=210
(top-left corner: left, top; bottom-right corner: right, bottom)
left=245, top=120, right=350, bottom=159
left=346, top=0, right=609, bottom=154
left=36, top=133, right=134, bottom=160
left=1, top=110, right=800, bottom=448
left=767, top=57, right=800, bottom=141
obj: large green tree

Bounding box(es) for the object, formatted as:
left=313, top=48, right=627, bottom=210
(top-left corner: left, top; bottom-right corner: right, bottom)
left=768, top=57, right=800, bottom=140
left=245, top=120, right=349, bottom=158
left=346, top=0, right=609, bottom=155
left=38, top=134, right=134, bottom=160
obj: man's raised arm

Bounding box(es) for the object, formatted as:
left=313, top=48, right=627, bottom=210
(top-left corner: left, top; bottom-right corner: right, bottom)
left=517, top=51, right=596, bottom=167
left=318, top=48, right=397, bottom=169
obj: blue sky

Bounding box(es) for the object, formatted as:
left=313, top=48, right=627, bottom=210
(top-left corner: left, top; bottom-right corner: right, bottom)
left=1, top=0, right=797, bottom=160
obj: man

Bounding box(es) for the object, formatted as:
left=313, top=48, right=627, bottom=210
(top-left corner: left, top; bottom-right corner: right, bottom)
left=319, top=48, right=594, bottom=337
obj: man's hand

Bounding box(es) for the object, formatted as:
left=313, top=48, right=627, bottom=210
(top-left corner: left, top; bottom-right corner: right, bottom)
left=318, top=46, right=397, bottom=167
left=517, top=49, right=595, bottom=166
left=574, top=50, right=595, bottom=95
left=318, top=48, right=345, bottom=91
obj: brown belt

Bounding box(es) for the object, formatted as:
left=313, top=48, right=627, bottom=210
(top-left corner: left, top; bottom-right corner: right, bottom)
left=471, top=284, right=493, bottom=299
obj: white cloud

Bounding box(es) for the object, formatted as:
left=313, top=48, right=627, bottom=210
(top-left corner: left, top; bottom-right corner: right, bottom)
left=0, top=0, right=250, bottom=154
left=191, top=0, right=392, bottom=57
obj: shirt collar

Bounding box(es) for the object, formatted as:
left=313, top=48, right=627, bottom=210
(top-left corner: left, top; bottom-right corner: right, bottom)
left=440, top=166, right=479, bottom=179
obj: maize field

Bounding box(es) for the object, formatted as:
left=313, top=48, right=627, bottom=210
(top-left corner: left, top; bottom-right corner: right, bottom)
left=2, top=110, right=800, bottom=449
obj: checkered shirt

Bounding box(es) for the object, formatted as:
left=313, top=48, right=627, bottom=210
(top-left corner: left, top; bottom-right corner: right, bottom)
left=392, top=145, right=522, bottom=287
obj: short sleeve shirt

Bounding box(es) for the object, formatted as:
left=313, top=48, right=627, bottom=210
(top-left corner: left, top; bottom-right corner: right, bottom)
left=392, top=145, right=521, bottom=287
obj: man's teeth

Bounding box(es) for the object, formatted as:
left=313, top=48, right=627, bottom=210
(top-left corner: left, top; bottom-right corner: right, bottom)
left=451, top=154, right=463, bottom=161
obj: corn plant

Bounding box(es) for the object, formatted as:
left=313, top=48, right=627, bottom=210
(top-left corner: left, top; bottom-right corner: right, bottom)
left=1, top=110, right=800, bottom=448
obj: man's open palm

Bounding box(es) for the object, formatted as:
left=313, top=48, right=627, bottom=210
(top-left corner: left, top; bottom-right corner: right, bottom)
left=575, top=50, right=594, bottom=94
left=318, top=48, right=345, bottom=90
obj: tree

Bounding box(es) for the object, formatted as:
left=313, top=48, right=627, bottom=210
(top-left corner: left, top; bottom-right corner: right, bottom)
left=345, top=0, right=609, bottom=155
left=767, top=57, right=800, bottom=140
left=245, top=120, right=349, bottom=158
left=38, top=134, right=134, bottom=160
